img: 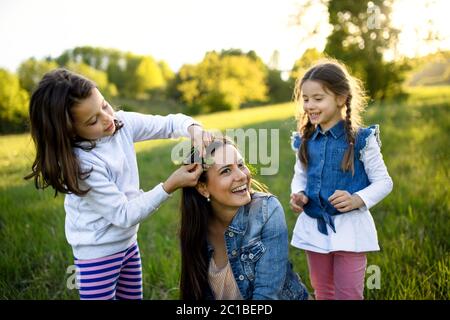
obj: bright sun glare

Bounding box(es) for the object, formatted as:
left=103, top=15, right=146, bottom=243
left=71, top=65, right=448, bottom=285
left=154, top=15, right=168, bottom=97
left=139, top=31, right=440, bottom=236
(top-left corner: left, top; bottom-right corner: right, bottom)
left=391, top=0, right=450, bottom=57
left=0, top=0, right=449, bottom=72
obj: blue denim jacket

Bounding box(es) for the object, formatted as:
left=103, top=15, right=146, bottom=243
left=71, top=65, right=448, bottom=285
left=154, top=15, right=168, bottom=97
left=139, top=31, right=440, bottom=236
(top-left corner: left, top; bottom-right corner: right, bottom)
left=204, top=192, right=309, bottom=300
left=291, top=120, right=379, bottom=235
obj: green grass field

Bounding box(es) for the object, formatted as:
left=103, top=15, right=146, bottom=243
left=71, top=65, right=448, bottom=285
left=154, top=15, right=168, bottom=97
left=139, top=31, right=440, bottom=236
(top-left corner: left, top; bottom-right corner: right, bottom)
left=0, top=87, right=448, bottom=299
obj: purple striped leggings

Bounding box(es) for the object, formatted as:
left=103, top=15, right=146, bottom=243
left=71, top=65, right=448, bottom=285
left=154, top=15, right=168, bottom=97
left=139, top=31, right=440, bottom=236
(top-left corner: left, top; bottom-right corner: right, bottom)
left=74, top=242, right=143, bottom=300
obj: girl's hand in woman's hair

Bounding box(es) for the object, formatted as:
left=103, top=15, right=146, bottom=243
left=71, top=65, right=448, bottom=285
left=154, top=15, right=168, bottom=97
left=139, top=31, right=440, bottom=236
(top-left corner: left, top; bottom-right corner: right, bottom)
left=162, top=163, right=203, bottom=194
left=188, top=124, right=214, bottom=157
left=328, top=190, right=365, bottom=212
left=290, top=192, right=309, bottom=213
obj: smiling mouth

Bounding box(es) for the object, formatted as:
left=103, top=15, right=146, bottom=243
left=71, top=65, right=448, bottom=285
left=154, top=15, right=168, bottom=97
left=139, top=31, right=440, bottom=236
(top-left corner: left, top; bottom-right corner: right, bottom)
left=231, top=184, right=248, bottom=194
left=309, top=112, right=321, bottom=118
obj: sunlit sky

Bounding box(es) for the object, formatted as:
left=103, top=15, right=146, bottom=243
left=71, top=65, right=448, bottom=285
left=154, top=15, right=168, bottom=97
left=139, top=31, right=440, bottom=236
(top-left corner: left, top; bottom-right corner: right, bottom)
left=0, top=0, right=449, bottom=73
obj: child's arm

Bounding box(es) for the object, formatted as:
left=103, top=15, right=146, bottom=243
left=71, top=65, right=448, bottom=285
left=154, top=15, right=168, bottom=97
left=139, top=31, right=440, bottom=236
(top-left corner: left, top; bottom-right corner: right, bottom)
left=353, top=132, right=393, bottom=210
left=329, top=131, right=393, bottom=212
left=291, top=156, right=307, bottom=195
left=78, top=161, right=202, bottom=228
left=290, top=132, right=309, bottom=213
left=117, top=111, right=201, bottom=142
left=329, top=133, right=393, bottom=212
left=290, top=154, right=309, bottom=213
left=329, top=190, right=365, bottom=212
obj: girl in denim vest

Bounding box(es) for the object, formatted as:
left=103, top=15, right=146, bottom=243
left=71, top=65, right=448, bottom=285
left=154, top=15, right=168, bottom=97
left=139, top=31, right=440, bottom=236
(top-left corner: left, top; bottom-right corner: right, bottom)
left=179, top=137, right=309, bottom=300
left=289, top=60, right=393, bottom=300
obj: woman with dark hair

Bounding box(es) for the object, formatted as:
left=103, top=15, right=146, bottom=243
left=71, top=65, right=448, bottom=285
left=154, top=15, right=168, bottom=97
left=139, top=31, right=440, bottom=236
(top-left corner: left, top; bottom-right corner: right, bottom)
left=180, top=137, right=309, bottom=300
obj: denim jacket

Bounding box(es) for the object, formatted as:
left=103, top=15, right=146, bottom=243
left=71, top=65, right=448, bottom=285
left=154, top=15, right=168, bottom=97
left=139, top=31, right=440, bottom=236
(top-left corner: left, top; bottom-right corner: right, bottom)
left=204, top=192, right=309, bottom=300
left=291, top=120, right=379, bottom=235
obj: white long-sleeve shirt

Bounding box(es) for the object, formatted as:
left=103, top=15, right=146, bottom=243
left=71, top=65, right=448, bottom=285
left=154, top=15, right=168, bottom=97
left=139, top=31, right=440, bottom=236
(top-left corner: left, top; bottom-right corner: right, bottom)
left=290, top=133, right=393, bottom=253
left=64, top=111, right=199, bottom=259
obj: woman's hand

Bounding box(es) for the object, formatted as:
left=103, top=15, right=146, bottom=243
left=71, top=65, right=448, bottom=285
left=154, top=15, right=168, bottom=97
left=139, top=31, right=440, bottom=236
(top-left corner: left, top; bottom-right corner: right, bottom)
left=328, top=190, right=365, bottom=212
left=162, top=163, right=203, bottom=194
left=290, top=192, right=309, bottom=213
left=188, top=124, right=214, bottom=157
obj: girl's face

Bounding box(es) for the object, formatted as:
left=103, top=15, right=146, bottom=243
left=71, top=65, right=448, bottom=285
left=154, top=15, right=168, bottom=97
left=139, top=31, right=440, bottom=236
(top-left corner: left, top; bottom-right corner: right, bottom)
left=201, top=144, right=252, bottom=214
left=301, top=80, right=346, bottom=131
left=71, top=88, right=116, bottom=141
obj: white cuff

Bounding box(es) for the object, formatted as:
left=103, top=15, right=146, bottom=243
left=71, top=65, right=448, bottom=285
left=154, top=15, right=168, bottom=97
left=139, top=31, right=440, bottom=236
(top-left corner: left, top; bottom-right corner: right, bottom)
left=182, top=119, right=202, bottom=137
left=157, top=182, right=172, bottom=198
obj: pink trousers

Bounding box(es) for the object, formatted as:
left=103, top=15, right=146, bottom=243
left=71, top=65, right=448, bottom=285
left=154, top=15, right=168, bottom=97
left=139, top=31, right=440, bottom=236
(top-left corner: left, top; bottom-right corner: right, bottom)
left=306, top=250, right=367, bottom=300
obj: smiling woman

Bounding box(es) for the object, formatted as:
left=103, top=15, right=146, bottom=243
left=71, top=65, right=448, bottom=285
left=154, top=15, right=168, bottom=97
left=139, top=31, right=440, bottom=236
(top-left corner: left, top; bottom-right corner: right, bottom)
left=179, top=137, right=309, bottom=300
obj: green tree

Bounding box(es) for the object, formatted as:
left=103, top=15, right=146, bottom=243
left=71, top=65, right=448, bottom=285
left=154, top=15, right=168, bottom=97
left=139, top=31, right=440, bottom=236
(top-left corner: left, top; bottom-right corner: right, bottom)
left=323, top=0, right=408, bottom=99
left=266, top=69, right=292, bottom=103
left=17, top=58, right=58, bottom=94
left=158, top=61, right=175, bottom=99
left=66, top=62, right=118, bottom=99
left=290, top=48, right=324, bottom=81
left=135, top=56, right=165, bottom=92
left=121, top=54, right=166, bottom=99
left=106, top=51, right=127, bottom=94
left=265, top=50, right=292, bottom=103
left=159, top=60, right=175, bottom=83
left=174, top=51, right=268, bottom=113
left=0, top=69, right=29, bottom=133
left=56, top=47, right=170, bottom=99
left=58, top=46, right=106, bottom=70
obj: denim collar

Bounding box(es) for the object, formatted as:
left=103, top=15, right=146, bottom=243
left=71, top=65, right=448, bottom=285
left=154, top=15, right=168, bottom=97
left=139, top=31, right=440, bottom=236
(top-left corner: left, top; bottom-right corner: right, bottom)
left=311, top=120, right=345, bottom=140
left=228, top=205, right=248, bottom=234
left=206, top=205, right=247, bottom=255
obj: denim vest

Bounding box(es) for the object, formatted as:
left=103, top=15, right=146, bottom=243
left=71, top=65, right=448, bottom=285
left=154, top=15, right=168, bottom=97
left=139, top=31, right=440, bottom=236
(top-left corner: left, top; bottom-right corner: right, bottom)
left=291, top=120, right=379, bottom=235
left=204, top=193, right=309, bottom=300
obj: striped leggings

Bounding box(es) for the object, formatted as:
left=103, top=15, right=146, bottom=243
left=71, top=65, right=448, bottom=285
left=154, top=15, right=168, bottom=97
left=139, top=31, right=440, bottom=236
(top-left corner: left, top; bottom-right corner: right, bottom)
left=74, top=242, right=143, bottom=300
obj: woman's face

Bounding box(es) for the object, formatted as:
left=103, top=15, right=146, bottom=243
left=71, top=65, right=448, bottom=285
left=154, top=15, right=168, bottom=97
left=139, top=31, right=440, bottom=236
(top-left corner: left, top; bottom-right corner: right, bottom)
left=202, top=144, right=252, bottom=213
left=71, top=88, right=116, bottom=141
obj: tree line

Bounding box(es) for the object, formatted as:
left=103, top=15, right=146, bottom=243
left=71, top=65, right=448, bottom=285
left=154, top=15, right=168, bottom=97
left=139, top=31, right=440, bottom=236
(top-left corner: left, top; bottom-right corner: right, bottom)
left=2, top=0, right=445, bottom=133
left=0, top=46, right=296, bottom=133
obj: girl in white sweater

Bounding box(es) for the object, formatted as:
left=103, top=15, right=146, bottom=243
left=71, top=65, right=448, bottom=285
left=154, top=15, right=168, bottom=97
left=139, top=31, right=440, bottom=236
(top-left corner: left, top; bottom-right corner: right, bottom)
left=26, top=68, right=211, bottom=299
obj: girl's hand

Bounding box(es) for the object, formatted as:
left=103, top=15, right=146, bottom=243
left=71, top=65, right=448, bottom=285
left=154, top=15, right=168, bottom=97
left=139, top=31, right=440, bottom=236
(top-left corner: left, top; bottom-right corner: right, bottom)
left=163, top=163, right=203, bottom=194
left=290, top=192, right=309, bottom=213
left=188, top=124, right=214, bottom=157
left=328, top=190, right=365, bottom=212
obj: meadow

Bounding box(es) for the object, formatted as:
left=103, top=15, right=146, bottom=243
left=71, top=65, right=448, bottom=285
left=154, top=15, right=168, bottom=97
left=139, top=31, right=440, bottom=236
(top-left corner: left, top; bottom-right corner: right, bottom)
left=0, top=86, right=448, bottom=299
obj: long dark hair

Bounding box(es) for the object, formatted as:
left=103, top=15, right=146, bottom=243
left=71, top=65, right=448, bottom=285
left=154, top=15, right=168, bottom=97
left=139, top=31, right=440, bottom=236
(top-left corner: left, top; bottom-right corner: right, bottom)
left=24, top=68, right=122, bottom=196
left=179, top=137, right=267, bottom=300
left=294, top=59, right=367, bottom=175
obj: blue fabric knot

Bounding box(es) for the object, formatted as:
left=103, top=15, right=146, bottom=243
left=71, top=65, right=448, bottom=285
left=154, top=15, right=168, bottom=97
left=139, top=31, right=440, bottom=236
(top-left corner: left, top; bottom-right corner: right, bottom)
left=317, top=212, right=336, bottom=235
